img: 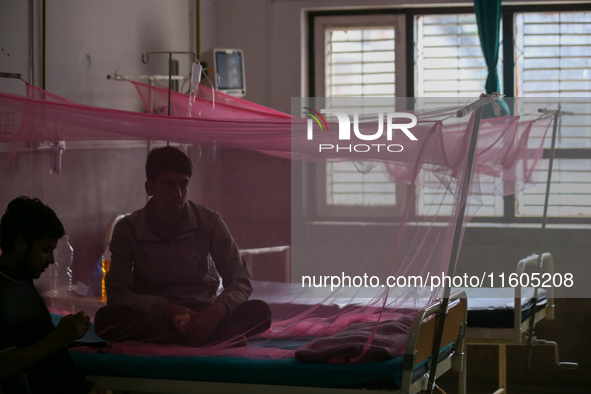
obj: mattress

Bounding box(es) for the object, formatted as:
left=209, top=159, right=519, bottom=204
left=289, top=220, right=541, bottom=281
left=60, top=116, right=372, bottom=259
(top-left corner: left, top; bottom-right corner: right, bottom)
left=458, top=287, right=548, bottom=328
left=51, top=314, right=453, bottom=389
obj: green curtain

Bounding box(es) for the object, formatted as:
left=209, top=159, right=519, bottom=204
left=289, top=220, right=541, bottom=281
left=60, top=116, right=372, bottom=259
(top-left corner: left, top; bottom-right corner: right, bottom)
left=474, top=0, right=502, bottom=94
left=474, top=0, right=509, bottom=116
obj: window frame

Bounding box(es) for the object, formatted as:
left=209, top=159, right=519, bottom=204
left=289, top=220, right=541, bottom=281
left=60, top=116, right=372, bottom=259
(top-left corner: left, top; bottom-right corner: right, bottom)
left=313, top=13, right=407, bottom=98
left=311, top=13, right=409, bottom=220
left=502, top=3, right=591, bottom=224
left=306, top=4, right=591, bottom=224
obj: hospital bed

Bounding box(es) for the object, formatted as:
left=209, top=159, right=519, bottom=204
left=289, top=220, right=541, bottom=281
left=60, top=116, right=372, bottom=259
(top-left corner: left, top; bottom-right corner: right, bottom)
left=457, top=252, right=577, bottom=394
left=66, top=289, right=467, bottom=394
left=46, top=237, right=570, bottom=394
left=39, top=235, right=467, bottom=394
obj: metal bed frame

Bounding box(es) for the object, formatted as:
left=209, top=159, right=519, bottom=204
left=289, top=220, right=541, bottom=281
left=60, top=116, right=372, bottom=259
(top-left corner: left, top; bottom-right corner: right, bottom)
left=458, top=252, right=577, bottom=394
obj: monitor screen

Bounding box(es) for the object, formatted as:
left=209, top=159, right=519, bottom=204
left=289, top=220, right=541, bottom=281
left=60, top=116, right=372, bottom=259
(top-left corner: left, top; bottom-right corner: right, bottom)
left=215, top=51, right=244, bottom=91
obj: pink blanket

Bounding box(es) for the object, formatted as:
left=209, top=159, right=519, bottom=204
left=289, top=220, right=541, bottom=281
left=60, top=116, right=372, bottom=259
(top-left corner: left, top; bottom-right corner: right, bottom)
left=295, top=316, right=413, bottom=363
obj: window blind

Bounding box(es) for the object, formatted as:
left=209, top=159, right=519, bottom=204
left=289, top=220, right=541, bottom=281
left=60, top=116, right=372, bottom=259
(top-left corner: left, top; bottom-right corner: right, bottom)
left=516, top=11, right=591, bottom=218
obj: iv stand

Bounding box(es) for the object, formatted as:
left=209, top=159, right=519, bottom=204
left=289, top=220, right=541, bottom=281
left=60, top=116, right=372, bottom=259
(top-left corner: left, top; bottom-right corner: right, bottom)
left=141, top=52, right=199, bottom=146
left=141, top=51, right=199, bottom=117
left=526, top=105, right=575, bottom=369
left=427, top=93, right=500, bottom=394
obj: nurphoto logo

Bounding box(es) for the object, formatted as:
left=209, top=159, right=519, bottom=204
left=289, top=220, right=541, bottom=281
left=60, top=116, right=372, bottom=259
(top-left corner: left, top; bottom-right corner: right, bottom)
left=303, top=108, right=418, bottom=154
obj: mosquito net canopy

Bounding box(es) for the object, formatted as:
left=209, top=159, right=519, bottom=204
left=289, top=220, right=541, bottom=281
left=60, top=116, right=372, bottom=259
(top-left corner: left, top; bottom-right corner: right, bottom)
left=0, top=82, right=553, bottom=361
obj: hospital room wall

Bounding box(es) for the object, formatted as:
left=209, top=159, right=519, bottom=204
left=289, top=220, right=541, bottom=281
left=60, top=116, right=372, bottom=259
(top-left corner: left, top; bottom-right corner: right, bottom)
left=176, top=0, right=295, bottom=251
left=0, top=0, right=588, bottom=387
left=0, top=0, right=197, bottom=108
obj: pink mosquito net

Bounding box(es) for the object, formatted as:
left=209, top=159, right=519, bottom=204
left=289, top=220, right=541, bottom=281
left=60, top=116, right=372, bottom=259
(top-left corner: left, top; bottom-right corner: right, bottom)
left=0, top=82, right=553, bottom=362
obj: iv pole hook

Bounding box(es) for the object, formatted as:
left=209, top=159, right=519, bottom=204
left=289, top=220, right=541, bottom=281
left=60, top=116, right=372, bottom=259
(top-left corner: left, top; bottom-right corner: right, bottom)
left=141, top=51, right=199, bottom=146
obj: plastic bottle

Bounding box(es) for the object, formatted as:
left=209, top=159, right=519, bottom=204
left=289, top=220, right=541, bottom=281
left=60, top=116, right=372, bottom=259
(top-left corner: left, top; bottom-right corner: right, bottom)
left=89, top=243, right=111, bottom=301
left=101, top=246, right=111, bottom=302
left=53, top=235, right=73, bottom=294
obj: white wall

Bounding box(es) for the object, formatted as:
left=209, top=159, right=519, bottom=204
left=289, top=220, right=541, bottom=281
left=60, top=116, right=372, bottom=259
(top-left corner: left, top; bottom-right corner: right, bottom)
left=0, top=1, right=33, bottom=96
left=0, top=0, right=199, bottom=284
left=1, top=0, right=197, bottom=111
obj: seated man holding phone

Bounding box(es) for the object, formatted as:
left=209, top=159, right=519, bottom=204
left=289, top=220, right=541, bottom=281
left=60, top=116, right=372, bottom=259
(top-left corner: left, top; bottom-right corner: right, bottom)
left=0, top=196, right=98, bottom=393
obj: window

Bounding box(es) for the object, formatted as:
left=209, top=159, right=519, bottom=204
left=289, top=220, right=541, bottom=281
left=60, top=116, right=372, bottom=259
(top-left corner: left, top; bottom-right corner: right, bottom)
left=325, top=160, right=396, bottom=206
left=313, top=14, right=406, bottom=218
left=415, top=14, right=502, bottom=97
left=414, top=13, right=504, bottom=217
left=308, top=5, right=591, bottom=222
left=513, top=10, right=591, bottom=218
left=325, top=28, right=396, bottom=98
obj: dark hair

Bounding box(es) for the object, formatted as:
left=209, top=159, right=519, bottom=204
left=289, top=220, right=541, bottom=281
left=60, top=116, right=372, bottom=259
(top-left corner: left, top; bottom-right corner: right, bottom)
left=0, top=196, right=65, bottom=254
left=145, top=146, right=193, bottom=181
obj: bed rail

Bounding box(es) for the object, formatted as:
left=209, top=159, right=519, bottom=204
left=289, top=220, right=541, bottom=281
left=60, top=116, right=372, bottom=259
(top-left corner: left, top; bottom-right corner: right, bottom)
left=241, top=245, right=291, bottom=282
left=400, top=290, right=468, bottom=393
left=104, top=214, right=128, bottom=250
left=459, top=252, right=576, bottom=394
left=514, top=253, right=555, bottom=342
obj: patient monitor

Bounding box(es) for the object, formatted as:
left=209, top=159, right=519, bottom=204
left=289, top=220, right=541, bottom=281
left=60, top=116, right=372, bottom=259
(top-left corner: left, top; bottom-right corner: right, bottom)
left=201, top=48, right=246, bottom=97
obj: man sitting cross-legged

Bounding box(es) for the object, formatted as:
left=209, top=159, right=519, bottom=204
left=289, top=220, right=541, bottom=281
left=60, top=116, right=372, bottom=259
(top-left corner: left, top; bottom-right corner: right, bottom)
left=94, top=146, right=271, bottom=347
